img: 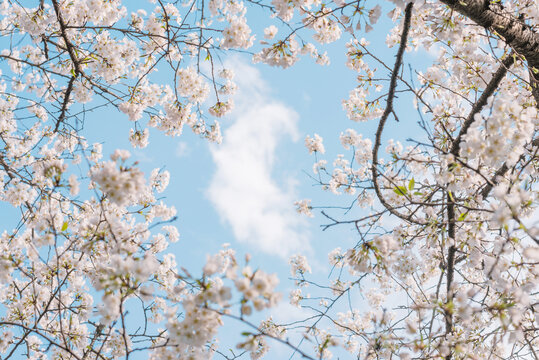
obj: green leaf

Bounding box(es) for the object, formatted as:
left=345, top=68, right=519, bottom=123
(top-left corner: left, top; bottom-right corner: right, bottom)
left=241, top=332, right=252, bottom=336
left=393, top=186, right=407, bottom=196
left=61, top=222, right=68, bottom=232
left=205, top=52, right=210, bottom=61
left=408, top=178, right=415, bottom=191
left=457, top=212, right=467, bottom=221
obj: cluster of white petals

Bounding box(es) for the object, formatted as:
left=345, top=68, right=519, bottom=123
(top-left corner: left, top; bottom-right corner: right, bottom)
left=177, top=67, right=211, bottom=104
left=0, top=0, right=538, bottom=359
left=222, top=17, right=255, bottom=49
left=90, top=151, right=147, bottom=206
left=305, top=133, right=325, bottom=154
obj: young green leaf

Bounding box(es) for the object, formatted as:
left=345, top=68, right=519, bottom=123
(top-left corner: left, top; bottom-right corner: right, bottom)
left=393, top=186, right=408, bottom=196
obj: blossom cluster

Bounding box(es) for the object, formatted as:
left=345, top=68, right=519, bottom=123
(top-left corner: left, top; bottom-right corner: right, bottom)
left=0, top=0, right=538, bottom=359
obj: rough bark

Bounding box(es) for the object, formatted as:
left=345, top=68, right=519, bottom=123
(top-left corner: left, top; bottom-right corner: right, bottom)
left=439, top=0, right=539, bottom=106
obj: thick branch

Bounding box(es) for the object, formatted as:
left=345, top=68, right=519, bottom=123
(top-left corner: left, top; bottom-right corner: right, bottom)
left=440, top=26, right=517, bottom=357
left=54, top=75, right=75, bottom=132
left=439, top=0, right=539, bottom=106
left=371, top=2, right=425, bottom=225
left=441, top=43, right=518, bottom=360
left=450, top=53, right=515, bottom=156
left=51, top=0, right=82, bottom=132
left=51, top=0, right=81, bottom=76
left=480, top=137, right=539, bottom=199
left=445, top=53, right=515, bottom=203
left=480, top=163, right=508, bottom=199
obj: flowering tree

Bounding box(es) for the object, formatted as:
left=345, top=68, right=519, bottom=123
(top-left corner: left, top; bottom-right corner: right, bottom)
left=0, top=0, right=537, bottom=360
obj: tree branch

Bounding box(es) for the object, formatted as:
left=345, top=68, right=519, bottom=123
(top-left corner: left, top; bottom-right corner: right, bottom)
left=439, top=0, right=539, bottom=107
left=441, top=28, right=516, bottom=359
left=450, top=53, right=515, bottom=156
left=51, top=0, right=82, bottom=132
left=54, top=75, right=75, bottom=132
left=51, top=0, right=82, bottom=76
left=371, top=2, right=425, bottom=225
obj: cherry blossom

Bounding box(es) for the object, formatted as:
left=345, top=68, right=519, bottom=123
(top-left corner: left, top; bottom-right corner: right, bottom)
left=0, top=0, right=537, bottom=359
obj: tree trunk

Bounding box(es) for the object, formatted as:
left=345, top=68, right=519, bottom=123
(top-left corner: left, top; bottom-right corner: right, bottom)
left=438, top=0, right=539, bottom=106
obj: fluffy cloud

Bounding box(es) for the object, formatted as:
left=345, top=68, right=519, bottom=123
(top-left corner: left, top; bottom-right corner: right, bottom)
left=175, top=141, right=190, bottom=158
left=207, top=59, right=310, bottom=258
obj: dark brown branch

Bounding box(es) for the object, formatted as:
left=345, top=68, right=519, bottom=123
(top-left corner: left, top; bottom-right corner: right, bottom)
left=480, top=137, right=539, bottom=199
left=480, top=163, right=508, bottom=199
left=440, top=44, right=518, bottom=360
left=440, top=27, right=517, bottom=360
left=54, top=75, right=75, bottom=132
left=371, top=2, right=425, bottom=225
left=51, top=0, right=83, bottom=132
left=438, top=0, right=539, bottom=107
left=440, top=55, right=515, bottom=360
left=51, top=0, right=82, bottom=76
left=450, top=53, right=516, bottom=156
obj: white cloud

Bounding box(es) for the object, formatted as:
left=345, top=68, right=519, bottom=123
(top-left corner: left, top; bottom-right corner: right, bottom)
left=132, top=149, right=154, bottom=163
left=207, top=58, right=310, bottom=258
left=270, top=299, right=312, bottom=324
left=175, top=141, right=190, bottom=158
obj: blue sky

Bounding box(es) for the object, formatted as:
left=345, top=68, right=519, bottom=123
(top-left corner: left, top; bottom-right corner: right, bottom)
left=76, top=4, right=437, bottom=357
left=0, top=0, right=432, bottom=280
left=0, top=1, right=437, bottom=357
left=81, top=41, right=363, bottom=278
left=76, top=36, right=372, bottom=358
